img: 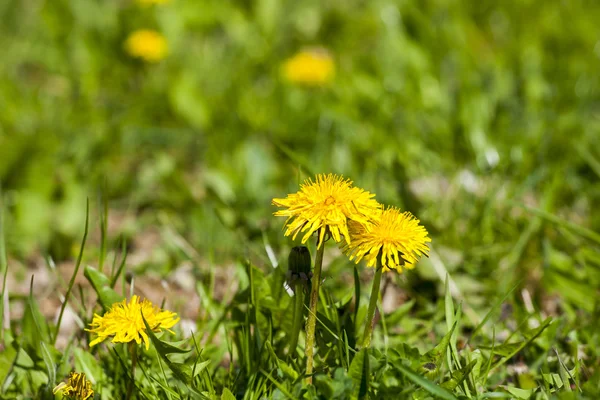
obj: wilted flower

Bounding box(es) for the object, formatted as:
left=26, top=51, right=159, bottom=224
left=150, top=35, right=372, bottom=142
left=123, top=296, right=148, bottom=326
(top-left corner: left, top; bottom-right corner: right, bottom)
left=53, top=372, right=93, bottom=400
left=344, top=207, right=430, bottom=272
left=273, top=174, right=380, bottom=247
left=282, top=49, right=335, bottom=86
left=87, top=295, right=179, bottom=350
left=124, top=29, right=168, bottom=62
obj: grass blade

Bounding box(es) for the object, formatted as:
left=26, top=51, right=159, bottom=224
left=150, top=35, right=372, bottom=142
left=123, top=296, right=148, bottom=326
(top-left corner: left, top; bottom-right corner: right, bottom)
left=54, top=198, right=89, bottom=345
left=0, top=189, right=8, bottom=346
left=395, top=363, right=458, bottom=400
left=490, top=318, right=553, bottom=371
left=466, top=279, right=522, bottom=345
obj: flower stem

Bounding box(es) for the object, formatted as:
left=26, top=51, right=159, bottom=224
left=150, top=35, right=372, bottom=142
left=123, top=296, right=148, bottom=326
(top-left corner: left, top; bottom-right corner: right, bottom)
left=126, top=343, right=138, bottom=400
left=362, top=257, right=383, bottom=349
left=304, top=231, right=325, bottom=384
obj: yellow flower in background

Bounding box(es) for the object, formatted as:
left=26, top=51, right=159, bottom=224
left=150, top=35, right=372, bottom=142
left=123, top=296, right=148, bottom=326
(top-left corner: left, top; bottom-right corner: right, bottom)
left=282, top=49, right=335, bottom=86
left=87, top=295, right=179, bottom=350
left=124, top=29, right=168, bottom=63
left=53, top=372, right=94, bottom=400
left=344, top=207, right=431, bottom=273
left=273, top=174, right=380, bottom=247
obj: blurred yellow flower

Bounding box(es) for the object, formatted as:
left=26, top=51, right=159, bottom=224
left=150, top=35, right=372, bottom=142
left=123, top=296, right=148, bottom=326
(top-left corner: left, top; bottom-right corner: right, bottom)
left=282, top=49, right=335, bottom=86
left=124, top=29, right=168, bottom=63
left=87, top=295, right=179, bottom=350
left=53, top=372, right=93, bottom=400
left=344, top=207, right=431, bottom=273
left=273, top=174, right=380, bottom=247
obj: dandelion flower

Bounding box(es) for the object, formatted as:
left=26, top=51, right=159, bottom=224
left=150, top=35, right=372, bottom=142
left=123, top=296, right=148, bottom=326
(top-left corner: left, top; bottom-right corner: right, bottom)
left=273, top=174, right=380, bottom=247
left=53, top=372, right=94, bottom=400
left=87, top=295, right=179, bottom=350
left=344, top=207, right=431, bottom=272
left=124, top=29, right=168, bottom=63
left=282, top=49, right=335, bottom=86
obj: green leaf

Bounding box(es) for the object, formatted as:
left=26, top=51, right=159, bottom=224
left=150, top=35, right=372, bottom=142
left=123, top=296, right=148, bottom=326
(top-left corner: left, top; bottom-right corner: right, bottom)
left=74, top=347, right=105, bottom=385
left=221, top=388, right=236, bottom=400
left=40, top=342, right=56, bottom=387
left=390, top=343, right=421, bottom=362
left=0, top=341, right=17, bottom=385
left=141, top=312, right=192, bottom=383
left=395, top=362, right=458, bottom=400
left=84, top=265, right=124, bottom=311
left=349, top=349, right=369, bottom=400
left=491, top=318, right=553, bottom=371
left=440, top=360, right=476, bottom=391
left=502, top=386, right=535, bottom=399
left=22, top=281, right=51, bottom=358
left=265, top=341, right=299, bottom=381
left=423, top=321, right=457, bottom=372
left=480, top=342, right=524, bottom=357
left=191, top=359, right=211, bottom=379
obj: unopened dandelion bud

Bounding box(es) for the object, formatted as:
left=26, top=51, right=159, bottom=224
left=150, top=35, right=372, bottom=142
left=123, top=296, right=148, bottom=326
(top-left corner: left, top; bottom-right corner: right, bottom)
left=288, top=246, right=311, bottom=277
left=286, top=246, right=313, bottom=292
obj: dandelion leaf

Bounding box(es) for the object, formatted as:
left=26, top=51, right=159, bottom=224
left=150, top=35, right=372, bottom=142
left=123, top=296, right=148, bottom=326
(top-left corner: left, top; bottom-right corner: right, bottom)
left=84, top=266, right=124, bottom=311
left=141, top=313, right=192, bottom=383
left=349, top=348, right=369, bottom=400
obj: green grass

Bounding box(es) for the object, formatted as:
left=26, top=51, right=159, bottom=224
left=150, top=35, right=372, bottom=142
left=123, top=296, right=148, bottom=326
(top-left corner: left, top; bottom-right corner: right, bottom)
left=1, top=0, right=600, bottom=398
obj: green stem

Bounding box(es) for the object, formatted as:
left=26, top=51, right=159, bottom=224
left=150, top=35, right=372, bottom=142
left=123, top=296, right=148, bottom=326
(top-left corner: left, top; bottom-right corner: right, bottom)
left=304, top=230, right=326, bottom=384
left=126, top=343, right=138, bottom=400
left=362, top=257, right=383, bottom=349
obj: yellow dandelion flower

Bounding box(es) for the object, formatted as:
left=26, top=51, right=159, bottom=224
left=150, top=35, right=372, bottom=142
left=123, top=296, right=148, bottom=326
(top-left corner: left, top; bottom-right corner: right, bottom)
left=124, top=30, right=168, bottom=63
left=282, top=49, right=335, bottom=86
left=53, top=372, right=94, bottom=400
left=344, top=207, right=431, bottom=273
left=87, top=295, right=179, bottom=350
left=273, top=174, right=380, bottom=247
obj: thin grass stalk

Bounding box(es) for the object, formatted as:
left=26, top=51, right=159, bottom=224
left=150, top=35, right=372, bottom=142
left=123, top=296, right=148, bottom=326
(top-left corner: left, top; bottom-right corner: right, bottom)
left=54, top=198, right=89, bottom=345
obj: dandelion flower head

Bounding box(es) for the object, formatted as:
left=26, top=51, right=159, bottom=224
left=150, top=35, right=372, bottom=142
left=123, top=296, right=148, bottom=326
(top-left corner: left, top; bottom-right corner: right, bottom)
left=273, top=174, right=380, bottom=247
left=124, top=29, right=168, bottom=63
left=282, top=49, right=335, bottom=86
left=344, top=207, right=431, bottom=273
left=87, top=295, right=179, bottom=350
left=53, top=372, right=94, bottom=400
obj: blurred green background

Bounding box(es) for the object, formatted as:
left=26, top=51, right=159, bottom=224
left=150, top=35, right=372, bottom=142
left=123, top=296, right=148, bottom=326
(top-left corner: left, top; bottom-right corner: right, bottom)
left=1, top=0, right=599, bottom=307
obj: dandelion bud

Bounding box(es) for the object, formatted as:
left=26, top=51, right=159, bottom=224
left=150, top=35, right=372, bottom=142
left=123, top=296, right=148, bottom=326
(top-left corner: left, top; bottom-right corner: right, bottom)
left=288, top=246, right=311, bottom=279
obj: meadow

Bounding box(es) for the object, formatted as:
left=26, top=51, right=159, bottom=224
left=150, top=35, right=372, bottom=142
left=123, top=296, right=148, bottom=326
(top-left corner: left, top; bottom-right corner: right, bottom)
left=1, top=0, right=599, bottom=399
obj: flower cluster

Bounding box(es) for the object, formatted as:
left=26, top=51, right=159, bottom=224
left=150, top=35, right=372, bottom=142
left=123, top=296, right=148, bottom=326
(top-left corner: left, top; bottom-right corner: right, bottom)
left=273, top=173, right=430, bottom=272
